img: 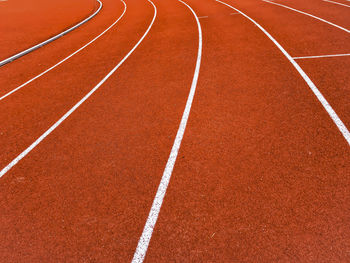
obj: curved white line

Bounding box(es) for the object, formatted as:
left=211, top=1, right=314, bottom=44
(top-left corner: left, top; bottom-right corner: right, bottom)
left=323, top=0, right=350, bottom=8
left=0, top=0, right=157, bottom=178
left=215, top=0, right=350, bottom=145
left=293, top=53, right=350, bottom=59
left=131, top=0, right=202, bottom=262
left=0, top=0, right=126, bottom=101
left=262, top=0, right=350, bottom=33
left=0, top=0, right=103, bottom=67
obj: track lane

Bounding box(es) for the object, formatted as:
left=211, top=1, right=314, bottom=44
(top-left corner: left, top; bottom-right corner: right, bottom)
left=0, top=0, right=97, bottom=62
left=296, top=56, right=350, bottom=135
left=224, top=0, right=350, bottom=141
left=0, top=0, right=150, bottom=174
left=0, top=0, right=125, bottom=96
left=216, top=0, right=350, bottom=145
left=0, top=0, right=102, bottom=67
left=0, top=1, right=126, bottom=102
left=132, top=0, right=202, bottom=261
left=0, top=0, right=135, bottom=174
left=262, top=0, right=350, bottom=33
left=142, top=0, right=350, bottom=261
left=236, top=0, right=350, bottom=57
left=0, top=0, right=201, bottom=261
left=323, top=0, right=350, bottom=8
left=268, top=0, right=350, bottom=28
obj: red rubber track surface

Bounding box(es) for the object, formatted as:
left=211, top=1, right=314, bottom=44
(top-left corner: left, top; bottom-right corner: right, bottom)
left=144, top=0, right=350, bottom=261
left=232, top=0, right=350, bottom=136
left=255, top=0, right=350, bottom=129
left=0, top=0, right=97, bottom=61
left=0, top=0, right=198, bottom=261
left=0, top=0, right=349, bottom=261
left=271, top=0, right=350, bottom=28
left=0, top=0, right=125, bottom=95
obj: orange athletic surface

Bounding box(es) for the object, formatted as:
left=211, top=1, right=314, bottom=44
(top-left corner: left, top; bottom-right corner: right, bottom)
left=0, top=0, right=97, bottom=61
left=0, top=0, right=349, bottom=262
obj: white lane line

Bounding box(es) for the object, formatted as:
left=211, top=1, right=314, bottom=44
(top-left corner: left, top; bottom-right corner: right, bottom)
left=131, top=0, right=202, bottom=262
left=262, top=0, right=350, bottom=33
left=293, top=53, right=350, bottom=59
left=0, top=0, right=103, bottom=67
left=215, top=0, right=350, bottom=145
left=323, top=0, right=350, bottom=7
left=198, top=15, right=209, bottom=18
left=0, top=0, right=127, bottom=102
left=0, top=0, right=157, bottom=178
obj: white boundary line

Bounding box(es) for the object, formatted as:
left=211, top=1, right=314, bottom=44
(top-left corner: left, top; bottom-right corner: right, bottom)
left=131, top=0, right=202, bottom=262
left=0, top=0, right=127, bottom=102
left=0, top=0, right=103, bottom=67
left=262, top=0, right=350, bottom=33
left=323, top=0, right=350, bottom=8
left=0, top=0, right=157, bottom=178
left=293, top=53, right=350, bottom=59
left=215, top=0, right=350, bottom=145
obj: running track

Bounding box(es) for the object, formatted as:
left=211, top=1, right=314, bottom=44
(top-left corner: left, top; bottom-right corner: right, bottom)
left=0, top=0, right=349, bottom=261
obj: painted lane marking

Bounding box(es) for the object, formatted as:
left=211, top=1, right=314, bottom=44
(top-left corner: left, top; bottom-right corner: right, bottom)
left=215, top=0, right=350, bottom=145
left=230, top=12, right=239, bottom=15
left=262, top=0, right=350, bottom=33
left=0, top=0, right=127, bottom=102
left=0, top=0, right=103, bottom=67
left=198, top=16, right=209, bottom=18
left=131, top=0, right=202, bottom=262
left=0, top=0, right=157, bottom=178
left=293, top=53, right=350, bottom=59
left=323, top=0, right=350, bottom=8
